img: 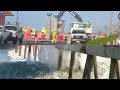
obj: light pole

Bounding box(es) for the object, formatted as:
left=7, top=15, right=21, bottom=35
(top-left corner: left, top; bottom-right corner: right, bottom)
left=118, top=12, right=120, bottom=38
left=109, top=11, right=113, bottom=35
left=47, top=13, right=52, bottom=40
left=17, top=11, right=18, bottom=25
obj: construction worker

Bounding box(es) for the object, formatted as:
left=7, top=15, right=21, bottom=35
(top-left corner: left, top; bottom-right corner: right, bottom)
left=31, top=28, right=36, bottom=39
left=22, top=27, right=26, bottom=32
left=41, top=27, right=45, bottom=33
left=51, top=30, right=54, bottom=34
left=20, top=27, right=23, bottom=32
left=27, top=26, right=31, bottom=33
left=32, top=28, right=36, bottom=34
left=37, top=31, right=42, bottom=40
left=52, top=31, right=57, bottom=44
left=26, top=26, right=32, bottom=39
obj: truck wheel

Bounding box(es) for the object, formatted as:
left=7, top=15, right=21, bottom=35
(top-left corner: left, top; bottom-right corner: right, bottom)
left=4, top=39, right=8, bottom=45
left=13, top=40, right=17, bottom=45
left=0, top=38, right=2, bottom=44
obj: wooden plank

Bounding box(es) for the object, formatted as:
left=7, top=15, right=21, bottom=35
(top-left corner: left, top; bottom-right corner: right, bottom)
left=83, top=55, right=94, bottom=79
left=24, top=45, right=27, bottom=59
left=57, top=49, right=63, bottom=71
left=68, top=51, right=76, bottom=79
left=19, top=45, right=22, bottom=56
left=109, top=59, right=117, bottom=79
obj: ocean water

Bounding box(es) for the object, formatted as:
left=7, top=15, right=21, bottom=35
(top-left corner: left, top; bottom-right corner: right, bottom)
left=0, top=45, right=111, bottom=79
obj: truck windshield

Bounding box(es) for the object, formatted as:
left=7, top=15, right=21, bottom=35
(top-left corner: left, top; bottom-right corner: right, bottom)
left=4, top=26, right=17, bottom=31
left=72, top=30, right=85, bottom=34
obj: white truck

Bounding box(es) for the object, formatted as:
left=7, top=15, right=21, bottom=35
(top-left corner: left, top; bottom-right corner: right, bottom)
left=4, top=24, right=23, bottom=44
left=0, top=25, right=10, bottom=44
left=70, top=22, right=92, bottom=44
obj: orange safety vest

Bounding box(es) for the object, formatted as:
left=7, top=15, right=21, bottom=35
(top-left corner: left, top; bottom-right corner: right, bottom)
left=37, top=32, right=42, bottom=39
left=42, top=34, right=46, bottom=40
left=61, top=34, right=65, bottom=41
left=56, top=34, right=60, bottom=41
left=27, top=28, right=31, bottom=33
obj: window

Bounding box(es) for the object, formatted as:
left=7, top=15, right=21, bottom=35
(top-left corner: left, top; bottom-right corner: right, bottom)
left=87, top=24, right=92, bottom=28
left=72, top=30, right=85, bottom=34
left=80, top=24, right=86, bottom=28
left=4, top=26, right=17, bottom=31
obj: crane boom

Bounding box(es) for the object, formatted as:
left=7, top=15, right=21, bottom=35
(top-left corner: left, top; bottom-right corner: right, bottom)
left=56, top=11, right=83, bottom=22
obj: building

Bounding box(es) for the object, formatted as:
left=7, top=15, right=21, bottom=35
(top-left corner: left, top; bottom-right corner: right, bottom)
left=0, top=11, right=14, bottom=25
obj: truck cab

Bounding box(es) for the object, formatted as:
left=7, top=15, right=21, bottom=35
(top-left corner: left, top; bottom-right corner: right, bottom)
left=70, top=22, right=92, bottom=44
left=4, top=24, right=23, bottom=44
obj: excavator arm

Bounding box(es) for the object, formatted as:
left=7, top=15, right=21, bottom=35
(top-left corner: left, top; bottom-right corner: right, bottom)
left=68, top=11, right=83, bottom=22
left=56, top=11, right=83, bottom=22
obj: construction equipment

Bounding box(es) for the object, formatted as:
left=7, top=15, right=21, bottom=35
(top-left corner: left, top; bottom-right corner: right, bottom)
left=55, top=11, right=92, bottom=44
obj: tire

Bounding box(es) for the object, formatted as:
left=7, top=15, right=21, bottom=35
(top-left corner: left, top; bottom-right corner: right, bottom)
left=13, top=40, right=17, bottom=45
left=4, top=39, right=8, bottom=45
left=0, top=37, right=2, bottom=44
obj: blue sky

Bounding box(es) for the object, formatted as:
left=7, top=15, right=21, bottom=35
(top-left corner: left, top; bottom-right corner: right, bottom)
left=5, top=11, right=120, bottom=32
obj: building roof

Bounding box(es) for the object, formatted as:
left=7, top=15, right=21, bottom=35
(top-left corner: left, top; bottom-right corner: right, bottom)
left=4, top=11, right=14, bottom=16
left=0, top=11, right=14, bottom=16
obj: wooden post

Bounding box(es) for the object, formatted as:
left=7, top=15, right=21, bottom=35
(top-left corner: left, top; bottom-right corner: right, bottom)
left=34, top=45, right=38, bottom=61
left=109, top=59, right=117, bottom=79
left=83, top=55, right=94, bottom=79
left=116, top=60, right=120, bottom=79
left=19, top=45, right=22, bottom=56
left=67, top=34, right=72, bottom=44
left=24, top=45, right=27, bottom=59
left=113, top=40, right=116, bottom=45
left=27, top=45, right=31, bottom=60
left=15, top=45, right=18, bottom=53
left=57, top=49, right=63, bottom=71
left=54, top=16, right=58, bottom=32
left=94, top=56, right=98, bottom=79
left=68, top=51, right=76, bottom=79
left=33, top=45, right=35, bottom=56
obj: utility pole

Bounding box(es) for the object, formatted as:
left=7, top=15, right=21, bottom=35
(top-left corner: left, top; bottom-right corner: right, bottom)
left=17, top=11, right=18, bottom=26
left=109, top=11, right=113, bottom=35
left=118, top=12, right=120, bottom=38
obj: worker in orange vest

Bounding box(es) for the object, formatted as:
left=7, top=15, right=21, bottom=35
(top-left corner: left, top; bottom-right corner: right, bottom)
left=27, top=26, right=31, bottom=33
left=37, top=31, right=42, bottom=40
